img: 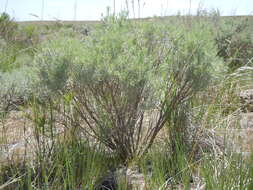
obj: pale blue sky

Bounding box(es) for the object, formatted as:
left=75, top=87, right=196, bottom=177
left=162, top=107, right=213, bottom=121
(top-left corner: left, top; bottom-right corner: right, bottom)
left=0, top=0, right=252, bottom=21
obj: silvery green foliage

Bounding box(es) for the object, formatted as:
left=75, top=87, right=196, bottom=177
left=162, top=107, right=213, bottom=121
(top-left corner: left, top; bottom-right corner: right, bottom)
left=0, top=42, right=16, bottom=72
left=34, top=35, right=85, bottom=97
left=35, top=50, right=71, bottom=95
left=72, top=21, right=167, bottom=162
left=31, top=16, right=223, bottom=162
left=0, top=37, right=6, bottom=46
left=0, top=66, right=36, bottom=112
left=71, top=17, right=220, bottom=162
left=74, top=22, right=168, bottom=110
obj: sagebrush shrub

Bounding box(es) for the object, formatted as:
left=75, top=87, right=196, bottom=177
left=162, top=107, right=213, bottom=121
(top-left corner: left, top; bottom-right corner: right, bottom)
left=215, top=18, right=253, bottom=70
left=0, top=12, right=18, bottom=42
left=0, top=67, right=36, bottom=113
left=34, top=34, right=85, bottom=98
left=34, top=15, right=221, bottom=164
left=71, top=17, right=218, bottom=163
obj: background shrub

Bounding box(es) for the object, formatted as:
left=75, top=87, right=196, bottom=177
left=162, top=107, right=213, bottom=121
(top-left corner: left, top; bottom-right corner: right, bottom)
left=33, top=34, right=84, bottom=98
left=215, top=17, right=253, bottom=71
left=0, top=66, right=36, bottom=113
left=0, top=12, right=18, bottom=42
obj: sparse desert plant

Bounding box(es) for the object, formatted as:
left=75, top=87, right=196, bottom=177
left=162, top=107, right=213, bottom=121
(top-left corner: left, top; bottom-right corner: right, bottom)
left=0, top=13, right=38, bottom=73
left=0, top=43, right=18, bottom=72
left=139, top=139, right=192, bottom=189
left=33, top=34, right=85, bottom=99
left=201, top=153, right=251, bottom=190
left=0, top=67, right=36, bottom=115
left=215, top=17, right=253, bottom=71
left=0, top=130, right=112, bottom=189
left=63, top=16, right=218, bottom=164
left=0, top=12, right=18, bottom=42
left=0, top=97, right=115, bottom=190
left=17, top=24, right=40, bottom=47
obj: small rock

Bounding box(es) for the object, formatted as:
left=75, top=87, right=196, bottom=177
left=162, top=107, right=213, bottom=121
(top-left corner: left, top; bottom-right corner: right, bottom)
left=239, top=89, right=253, bottom=112
left=115, top=166, right=147, bottom=190
left=126, top=166, right=146, bottom=190
left=240, top=113, right=253, bottom=128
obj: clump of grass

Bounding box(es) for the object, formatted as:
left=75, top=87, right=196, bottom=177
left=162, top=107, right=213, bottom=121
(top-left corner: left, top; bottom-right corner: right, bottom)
left=0, top=99, right=119, bottom=190
left=0, top=141, right=113, bottom=189
left=201, top=153, right=251, bottom=190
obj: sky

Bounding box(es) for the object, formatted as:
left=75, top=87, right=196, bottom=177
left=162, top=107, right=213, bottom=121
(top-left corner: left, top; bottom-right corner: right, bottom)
left=0, top=0, right=252, bottom=21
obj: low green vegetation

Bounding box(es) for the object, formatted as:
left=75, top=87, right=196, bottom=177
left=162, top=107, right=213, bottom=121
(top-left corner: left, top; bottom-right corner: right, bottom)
left=0, top=10, right=253, bottom=189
